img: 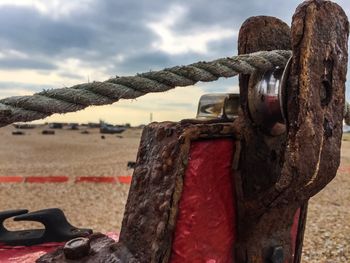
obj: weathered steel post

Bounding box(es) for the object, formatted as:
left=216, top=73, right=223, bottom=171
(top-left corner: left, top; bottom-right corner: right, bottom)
left=235, top=15, right=303, bottom=263
left=235, top=0, right=348, bottom=262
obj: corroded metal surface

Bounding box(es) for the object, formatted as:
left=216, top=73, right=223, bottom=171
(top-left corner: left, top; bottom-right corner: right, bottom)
left=37, top=121, right=237, bottom=263
left=234, top=1, right=348, bottom=262
left=119, top=121, right=237, bottom=263
left=280, top=0, right=349, bottom=202
left=235, top=15, right=299, bottom=263
left=37, top=233, right=137, bottom=262
left=237, top=16, right=291, bottom=206
left=119, top=122, right=185, bottom=263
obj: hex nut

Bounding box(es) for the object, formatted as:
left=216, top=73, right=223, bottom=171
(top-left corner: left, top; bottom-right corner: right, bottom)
left=63, top=237, right=91, bottom=260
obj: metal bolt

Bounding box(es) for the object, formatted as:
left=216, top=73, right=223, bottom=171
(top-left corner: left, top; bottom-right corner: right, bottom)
left=63, top=237, right=91, bottom=260
left=269, top=246, right=284, bottom=263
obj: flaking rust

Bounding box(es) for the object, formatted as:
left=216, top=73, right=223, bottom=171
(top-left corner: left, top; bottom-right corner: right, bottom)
left=235, top=15, right=299, bottom=263
left=234, top=1, right=348, bottom=262
left=37, top=121, right=237, bottom=263
left=119, top=121, right=237, bottom=263
left=281, top=0, right=348, bottom=201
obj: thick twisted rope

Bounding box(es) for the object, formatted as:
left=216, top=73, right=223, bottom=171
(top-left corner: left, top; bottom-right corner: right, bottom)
left=0, top=50, right=291, bottom=127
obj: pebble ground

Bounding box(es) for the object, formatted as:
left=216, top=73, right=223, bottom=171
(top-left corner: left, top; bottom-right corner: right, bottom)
left=0, top=126, right=348, bottom=262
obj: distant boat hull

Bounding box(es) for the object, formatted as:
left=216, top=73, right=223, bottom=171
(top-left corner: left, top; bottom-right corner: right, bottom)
left=100, top=126, right=126, bottom=134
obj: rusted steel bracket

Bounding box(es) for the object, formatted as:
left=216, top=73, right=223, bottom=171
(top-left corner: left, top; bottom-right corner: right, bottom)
left=280, top=0, right=348, bottom=202
left=235, top=15, right=301, bottom=262
left=234, top=0, right=348, bottom=262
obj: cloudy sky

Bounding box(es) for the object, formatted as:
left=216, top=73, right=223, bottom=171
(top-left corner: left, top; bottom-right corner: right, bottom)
left=0, top=0, right=349, bottom=125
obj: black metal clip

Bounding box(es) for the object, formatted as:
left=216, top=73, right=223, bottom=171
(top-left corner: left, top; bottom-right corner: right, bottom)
left=0, top=208, right=92, bottom=246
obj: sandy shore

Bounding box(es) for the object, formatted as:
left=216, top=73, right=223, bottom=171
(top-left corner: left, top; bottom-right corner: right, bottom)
left=0, top=125, right=139, bottom=233
left=0, top=125, right=349, bottom=262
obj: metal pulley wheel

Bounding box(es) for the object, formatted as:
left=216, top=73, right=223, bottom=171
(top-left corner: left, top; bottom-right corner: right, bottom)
left=195, top=58, right=291, bottom=136
left=248, top=58, right=291, bottom=136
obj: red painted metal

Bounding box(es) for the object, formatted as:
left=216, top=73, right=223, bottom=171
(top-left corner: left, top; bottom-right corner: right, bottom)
left=290, top=208, right=301, bottom=261
left=170, top=138, right=236, bottom=263
left=0, top=242, right=63, bottom=263
left=0, top=233, right=119, bottom=262
left=25, top=176, right=69, bottom=183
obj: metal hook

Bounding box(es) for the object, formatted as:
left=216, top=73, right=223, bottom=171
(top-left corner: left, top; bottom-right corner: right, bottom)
left=0, top=208, right=92, bottom=246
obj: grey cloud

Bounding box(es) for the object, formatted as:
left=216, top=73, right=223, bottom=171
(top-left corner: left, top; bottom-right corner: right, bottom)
left=0, top=7, right=94, bottom=55
left=110, top=48, right=239, bottom=78
left=1, top=0, right=349, bottom=64
left=0, top=1, right=161, bottom=58
left=0, top=81, right=55, bottom=98
left=58, top=72, right=84, bottom=80
left=169, top=0, right=299, bottom=34
left=0, top=57, right=57, bottom=70
left=0, top=0, right=349, bottom=99
left=113, top=51, right=171, bottom=75
left=207, top=37, right=238, bottom=58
